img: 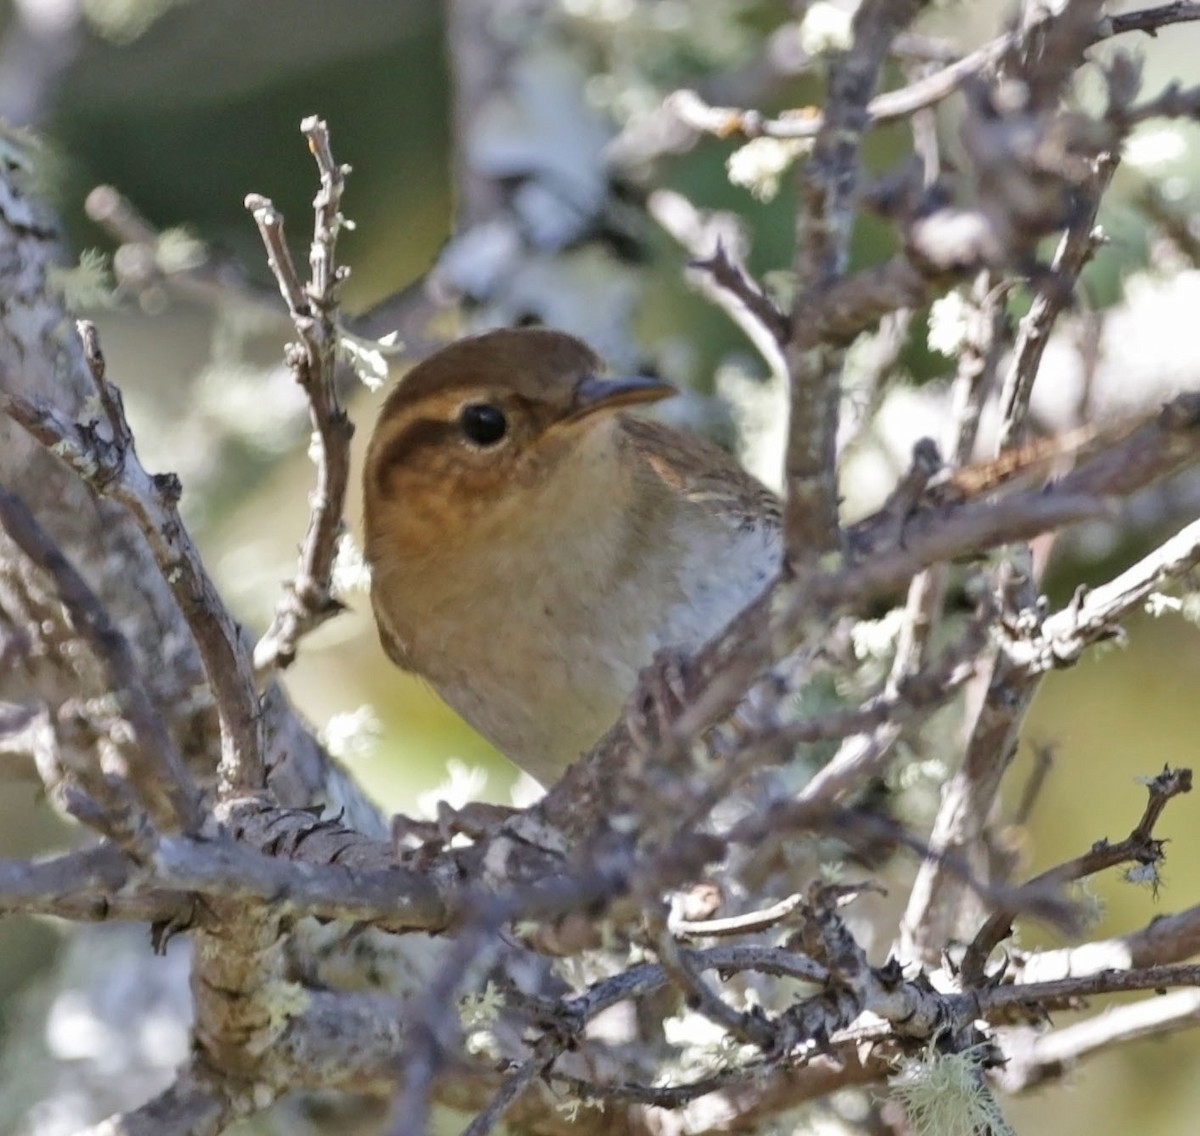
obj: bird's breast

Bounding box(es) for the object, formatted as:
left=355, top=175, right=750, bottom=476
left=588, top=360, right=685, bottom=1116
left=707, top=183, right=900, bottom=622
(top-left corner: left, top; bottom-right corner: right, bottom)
left=389, top=504, right=778, bottom=784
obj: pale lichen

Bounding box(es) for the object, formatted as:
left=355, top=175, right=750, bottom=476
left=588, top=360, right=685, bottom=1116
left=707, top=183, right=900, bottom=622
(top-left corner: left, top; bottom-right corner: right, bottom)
left=890, top=1042, right=1014, bottom=1136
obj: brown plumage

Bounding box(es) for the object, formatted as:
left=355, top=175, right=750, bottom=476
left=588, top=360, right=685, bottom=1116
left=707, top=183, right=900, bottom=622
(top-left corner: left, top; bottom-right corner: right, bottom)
left=363, top=328, right=780, bottom=783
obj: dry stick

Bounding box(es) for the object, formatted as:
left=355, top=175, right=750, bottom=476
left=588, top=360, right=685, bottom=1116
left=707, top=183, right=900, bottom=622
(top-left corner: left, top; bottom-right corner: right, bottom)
left=459, top=1039, right=562, bottom=1136
left=85, top=183, right=282, bottom=316
left=975, top=962, right=1200, bottom=1014
left=649, top=189, right=788, bottom=379
left=838, top=309, right=914, bottom=459
left=654, top=921, right=779, bottom=1049
left=387, top=862, right=636, bottom=1136
left=901, top=153, right=1117, bottom=962
left=727, top=800, right=1079, bottom=935
left=800, top=273, right=1010, bottom=809
left=996, top=154, right=1118, bottom=452
left=1139, top=182, right=1200, bottom=266
left=1000, top=987, right=1200, bottom=1094
left=784, top=0, right=927, bottom=566
left=672, top=893, right=805, bottom=939
left=250, top=117, right=355, bottom=678
left=1012, top=742, right=1055, bottom=825
left=149, top=831, right=449, bottom=933
left=564, top=945, right=829, bottom=1023
left=0, top=484, right=203, bottom=836
left=668, top=2, right=1200, bottom=143
left=742, top=627, right=978, bottom=775
left=549, top=963, right=1200, bottom=1112
left=1, top=342, right=266, bottom=795
left=1019, top=903, right=1200, bottom=981
left=960, top=766, right=1193, bottom=984
left=545, top=909, right=1195, bottom=1116
left=548, top=1044, right=887, bottom=1110
left=0, top=844, right=196, bottom=927
left=1020, top=514, right=1200, bottom=661
left=906, top=514, right=1200, bottom=961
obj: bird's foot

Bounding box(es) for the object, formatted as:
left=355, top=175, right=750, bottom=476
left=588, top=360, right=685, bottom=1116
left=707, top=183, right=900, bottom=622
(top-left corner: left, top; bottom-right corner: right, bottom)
left=628, top=648, right=694, bottom=755
left=392, top=800, right=520, bottom=860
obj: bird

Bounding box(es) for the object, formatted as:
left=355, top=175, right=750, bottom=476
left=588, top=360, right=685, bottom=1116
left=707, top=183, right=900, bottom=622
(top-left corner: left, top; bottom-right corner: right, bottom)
left=362, top=327, right=782, bottom=785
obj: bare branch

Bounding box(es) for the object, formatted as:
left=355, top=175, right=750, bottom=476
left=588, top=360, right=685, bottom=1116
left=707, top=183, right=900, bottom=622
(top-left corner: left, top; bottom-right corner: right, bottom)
left=1000, top=988, right=1200, bottom=1093
left=996, top=154, right=1118, bottom=451
left=0, top=484, right=203, bottom=835
left=961, top=766, right=1193, bottom=983
left=783, top=0, right=927, bottom=566
left=668, top=3, right=1200, bottom=143
left=0, top=844, right=195, bottom=926
left=2, top=335, right=266, bottom=795
left=76, top=1072, right=233, bottom=1136
left=249, top=117, right=355, bottom=679
left=649, top=189, right=788, bottom=378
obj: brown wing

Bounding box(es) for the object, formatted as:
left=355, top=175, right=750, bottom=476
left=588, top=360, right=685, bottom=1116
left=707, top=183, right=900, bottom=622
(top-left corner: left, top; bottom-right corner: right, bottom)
left=617, top=415, right=781, bottom=531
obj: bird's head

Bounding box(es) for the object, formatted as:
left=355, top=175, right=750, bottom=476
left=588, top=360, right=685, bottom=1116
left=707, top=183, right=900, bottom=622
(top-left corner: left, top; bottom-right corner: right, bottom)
left=363, top=328, right=676, bottom=553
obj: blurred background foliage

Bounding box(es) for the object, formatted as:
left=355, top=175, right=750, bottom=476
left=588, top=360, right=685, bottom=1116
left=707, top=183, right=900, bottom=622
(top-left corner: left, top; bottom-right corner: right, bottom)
left=2, top=1, right=1200, bottom=1133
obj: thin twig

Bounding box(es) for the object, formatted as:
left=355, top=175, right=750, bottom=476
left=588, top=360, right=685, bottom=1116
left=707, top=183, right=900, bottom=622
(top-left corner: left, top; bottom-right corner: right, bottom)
left=1000, top=987, right=1200, bottom=1093
left=649, top=189, right=788, bottom=378
left=996, top=153, right=1118, bottom=451
left=85, top=184, right=283, bottom=316
left=960, top=766, right=1192, bottom=983
left=249, top=117, right=356, bottom=678
left=459, top=1040, right=562, bottom=1136
left=654, top=920, right=779, bottom=1049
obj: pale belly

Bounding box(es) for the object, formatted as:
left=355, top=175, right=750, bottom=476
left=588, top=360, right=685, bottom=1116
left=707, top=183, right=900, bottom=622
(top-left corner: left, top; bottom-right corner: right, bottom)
left=428, top=518, right=779, bottom=784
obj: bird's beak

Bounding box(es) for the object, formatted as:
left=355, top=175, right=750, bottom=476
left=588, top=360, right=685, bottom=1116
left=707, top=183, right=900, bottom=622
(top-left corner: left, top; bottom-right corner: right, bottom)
left=568, top=373, right=677, bottom=421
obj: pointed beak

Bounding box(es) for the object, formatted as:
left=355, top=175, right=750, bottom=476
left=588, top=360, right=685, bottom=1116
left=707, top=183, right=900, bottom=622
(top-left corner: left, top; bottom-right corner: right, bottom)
left=568, top=373, right=677, bottom=421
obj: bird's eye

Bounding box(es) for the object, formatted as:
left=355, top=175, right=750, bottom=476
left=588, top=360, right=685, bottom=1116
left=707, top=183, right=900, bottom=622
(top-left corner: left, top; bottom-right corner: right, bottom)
left=458, top=403, right=508, bottom=447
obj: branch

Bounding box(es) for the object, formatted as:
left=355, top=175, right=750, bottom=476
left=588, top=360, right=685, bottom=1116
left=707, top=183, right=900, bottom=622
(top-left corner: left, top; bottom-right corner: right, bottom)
left=803, top=274, right=1008, bottom=810
left=1021, top=904, right=1200, bottom=982
left=150, top=830, right=449, bottom=934
left=649, top=189, right=788, bottom=378
left=961, top=766, right=1193, bottom=984
left=2, top=329, right=266, bottom=795
left=77, top=1071, right=232, bottom=1136
left=0, top=483, right=203, bottom=836
left=995, top=153, right=1117, bottom=451
left=782, top=0, right=927, bottom=566
left=249, top=117, right=355, bottom=679
left=667, top=3, right=1200, bottom=142
left=85, top=183, right=283, bottom=317
left=1000, top=988, right=1200, bottom=1093
left=902, top=401, right=1200, bottom=959
left=0, top=844, right=194, bottom=927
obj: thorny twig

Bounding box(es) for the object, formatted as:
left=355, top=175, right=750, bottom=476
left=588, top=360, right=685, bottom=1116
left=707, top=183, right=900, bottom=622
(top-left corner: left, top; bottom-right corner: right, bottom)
left=961, top=766, right=1193, bottom=984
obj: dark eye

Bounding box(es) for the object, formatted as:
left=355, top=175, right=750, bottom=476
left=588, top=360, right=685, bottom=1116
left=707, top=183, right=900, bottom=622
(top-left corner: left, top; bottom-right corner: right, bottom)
left=459, top=403, right=508, bottom=447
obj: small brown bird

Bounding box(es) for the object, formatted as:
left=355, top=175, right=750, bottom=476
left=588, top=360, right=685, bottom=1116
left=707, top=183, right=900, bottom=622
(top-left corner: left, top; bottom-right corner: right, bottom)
left=363, top=328, right=781, bottom=784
